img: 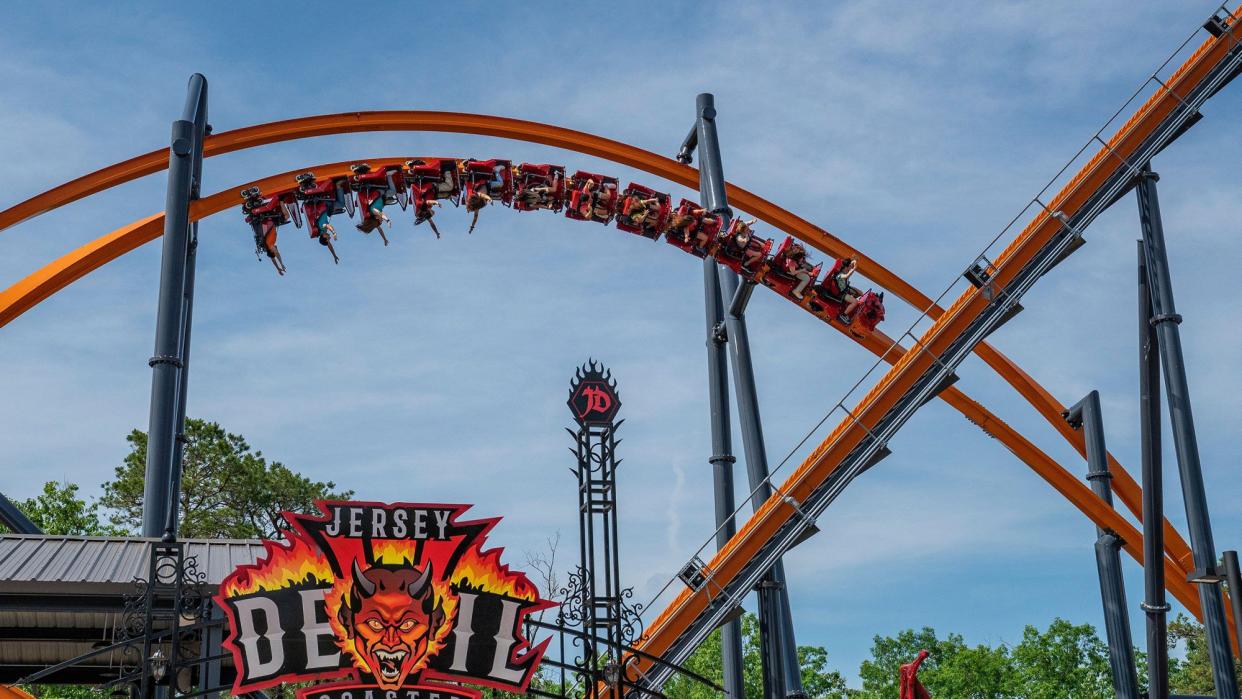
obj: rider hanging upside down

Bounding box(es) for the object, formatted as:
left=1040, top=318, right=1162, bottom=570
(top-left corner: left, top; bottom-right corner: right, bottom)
left=721, top=218, right=765, bottom=272
left=295, top=173, right=340, bottom=265
left=350, top=163, right=391, bottom=246
left=242, top=188, right=287, bottom=276
left=414, top=198, right=442, bottom=239
left=465, top=187, right=491, bottom=234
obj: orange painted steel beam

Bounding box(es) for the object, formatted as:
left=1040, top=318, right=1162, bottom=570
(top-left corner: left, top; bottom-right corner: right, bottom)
left=633, top=8, right=1242, bottom=667
left=0, top=162, right=1202, bottom=630
left=0, top=110, right=1196, bottom=575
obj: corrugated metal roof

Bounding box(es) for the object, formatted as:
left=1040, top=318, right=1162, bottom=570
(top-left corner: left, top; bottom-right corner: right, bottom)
left=0, top=535, right=267, bottom=682
left=0, top=534, right=266, bottom=590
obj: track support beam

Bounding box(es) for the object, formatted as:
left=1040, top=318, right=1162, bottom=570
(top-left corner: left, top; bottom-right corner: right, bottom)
left=1066, top=391, right=1140, bottom=699
left=1138, top=241, right=1169, bottom=699
left=693, top=92, right=805, bottom=698
left=141, top=74, right=207, bottom=539
left=1136, top=164, right=1239, bottom=696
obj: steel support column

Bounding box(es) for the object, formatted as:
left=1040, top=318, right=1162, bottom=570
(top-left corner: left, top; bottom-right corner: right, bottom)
left=720, top=269, right=805, bottom=697
left=693, top=92, right=803, bottom=697
left=141, top=74, right=207, bottom=538
left=1136, top=165, right=1239, bottom=697
left=1067, top=391, right=1139, bottom=699
left=1224, top=552, right=1242, bottom=659
left=1139, top=242, right=1169, bottom=699
left=703, top=255, right=745, bottom=699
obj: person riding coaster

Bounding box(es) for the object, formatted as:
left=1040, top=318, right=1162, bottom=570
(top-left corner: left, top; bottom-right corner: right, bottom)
left=414, top=197, right=442, bottom=238
left=241, top=187, right=288, bottom=276
left=458, top=159, right=513, bottom=234
left=615, top=185, right=671, bottom=239
left=825, top=257, right=861, bottom=322
left=578, top=178, right=616, bottom=220
left=294, top=172, right=341, bottom=265
left=464, top=185, right=491, bottom=234
left=349, top=163, right=393, bottom=246
left=404, top=159, right=458, bottom=239
left=513, top=164, right=565, bottom=212
left=766, top=238, right=817, bottom=300
left=719, top=218, right=766, bottom=273
left=565, top=171, right=619, bottom=224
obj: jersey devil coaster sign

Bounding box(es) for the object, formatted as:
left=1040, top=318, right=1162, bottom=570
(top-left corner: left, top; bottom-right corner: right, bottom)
left=215, top=501, right=554, bottom=699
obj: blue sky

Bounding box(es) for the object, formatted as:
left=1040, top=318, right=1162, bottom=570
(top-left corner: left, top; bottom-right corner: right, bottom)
left=1, top=0, right=1240, bottom=687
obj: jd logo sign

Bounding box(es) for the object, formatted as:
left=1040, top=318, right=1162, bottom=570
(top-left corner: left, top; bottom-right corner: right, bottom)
left=215, top=501, right=553, bottom=698
left=568, top=360, right=621, bottom=425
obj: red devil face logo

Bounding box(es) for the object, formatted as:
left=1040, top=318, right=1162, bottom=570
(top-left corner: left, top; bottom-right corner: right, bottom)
left=338, top=560, right=447, bottom=689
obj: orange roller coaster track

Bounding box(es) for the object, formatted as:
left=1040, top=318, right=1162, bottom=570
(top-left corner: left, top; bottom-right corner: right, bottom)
left=0, top=156, right=1207, bottom=624
left=0, top=7, right=1239, bottom=686
left=0, top=117, right=1200, bottom=585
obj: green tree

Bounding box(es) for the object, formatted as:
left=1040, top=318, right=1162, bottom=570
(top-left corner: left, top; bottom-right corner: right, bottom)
left=6, top=481, right=116, bottom=535
left=1010, top=618, right=1112, bottom=699
left=857, top=626, right=968, bottom=697
left=663, top=613, right=849, bottom=698
left=1167, top=612, right=1242, bottom=695
left=100, top=418, right=352, bottom=538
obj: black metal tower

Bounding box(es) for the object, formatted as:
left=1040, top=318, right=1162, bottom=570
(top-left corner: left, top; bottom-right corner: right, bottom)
left=563, top=360, right=643, bottom=695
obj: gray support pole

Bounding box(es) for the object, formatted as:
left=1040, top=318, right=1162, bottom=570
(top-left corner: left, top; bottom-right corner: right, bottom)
left=141, top=75, right=206, bottom=538
left=1224, top=552, right=1242, bottom=658
left=0, top=491, right=41, bottom=534
left=721, top=267, right=804, bottom=696
left=1139, top=242, right=1169, bottom=699
left=695, top=92, right=803, bottom=697
left=1067, top=391, right=1140, bottom=699
left=165, top=233, right=197, bottom=540
left=1136, top=165, right=1239, bottom=697
left=693, top=92, right=744, bottom=699
left=704, top=255, right=745, bottom=699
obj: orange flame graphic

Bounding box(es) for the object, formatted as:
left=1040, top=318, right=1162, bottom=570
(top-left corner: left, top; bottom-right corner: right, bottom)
left=220, top=533, right=332, bottom=597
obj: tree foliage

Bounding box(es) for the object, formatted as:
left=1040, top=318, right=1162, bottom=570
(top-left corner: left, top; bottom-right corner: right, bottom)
left=99, top=418, right=351, bottom=538
left=663, top=613, right=850, bottom=698
left=5, top=481, right=119, bottom=536
left=1167, top=612, right=1242, bottom=695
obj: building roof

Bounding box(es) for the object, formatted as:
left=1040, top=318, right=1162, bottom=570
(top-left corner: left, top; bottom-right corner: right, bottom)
left=0, top=534, right=266, bottom=684
left=0, top=534, right=265, bottom=595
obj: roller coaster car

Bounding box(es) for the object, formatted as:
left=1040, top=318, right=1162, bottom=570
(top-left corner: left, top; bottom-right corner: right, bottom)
left=513, top=163, right=566, bottom=212
left=663, top=198, right=722, bottom=257
left=848, top=290, right=885, bottom=337
left=404, top=159, right=461, bottom=205
left=240, top=188, right=292, bottom=226
left=762, top=236, right=820, bottom=298
left=715, top=222, right=773, bottom=278
left=460, top=158, right=513, bottom=206
left=292, top=173, right=346, bottom=233
left=614, top=183, right=671, bottom=239
left=565, top=171, right=619, bottom=224
left=349, top=163, right=410, bottom=216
